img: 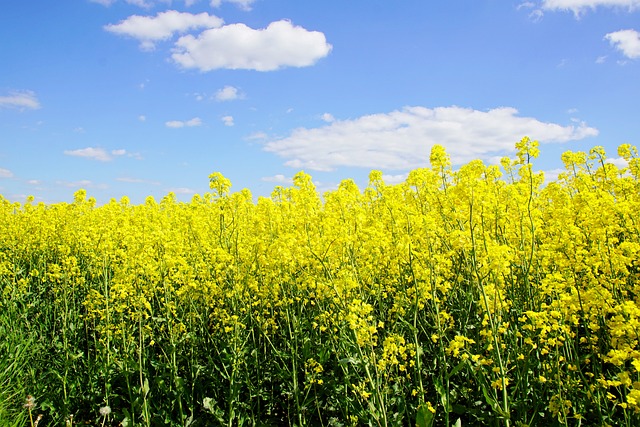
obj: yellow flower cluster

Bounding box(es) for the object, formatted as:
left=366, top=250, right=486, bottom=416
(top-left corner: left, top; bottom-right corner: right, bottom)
left=2, top=138, right=640, bottom=425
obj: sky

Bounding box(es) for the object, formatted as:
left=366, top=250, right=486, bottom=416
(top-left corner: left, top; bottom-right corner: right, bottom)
left=1, top=0, right=639, bottom=204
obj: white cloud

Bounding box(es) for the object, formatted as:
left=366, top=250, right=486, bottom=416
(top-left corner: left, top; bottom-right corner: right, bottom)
left=126, top=0, right=153, bottom=8
left=59, top=180, right=93, bottom=187
left=56, top=179, right=108, bottom=190
left=541, top=0, right=640, bottom=16
left=186, top=117, right=202, bottom=126
left=89, top=0, right=117, bottom=6
left=63, top=148, right=133, bottom=162
left=138, top=115, right=147, bottom=121
left=264, top=106, right=599, bottom=172
left=222, top=115, right=234, bottom=126
left=518, top=2, right=545, bottom=21
left=605, top=29, right=640, bottom=59
left=246, top=131, right=268, bottom=140
left=165, top=117, right=202, bottom=128
left=215, top=85, right=242, bottom=101
left=105, top=10, right=223, bottom=50
left=0, top=168, right=14, bottom=178
left=92, top=0, right=188, bottom=7
left=541, top=168, right=565, bottom=184
left=166, top=120, right=185, bottom=128
left=27, top=179, right=41, bottom=185
left=64, top=147, right=113, bottom=162
left=321, top=113, right=335, bottom=123
left=117, top=177, right=161, bottom=185
left=167, top=187, right=196, bottom=194
left=261, top=174, right=293, bottom=184
left=606, top=157, right=629, bottom=169
left=0, top=90, right=41, bottom=110
left=210, top=0, right=256, bottom=10
left=382, top=174, right=409, bottom=185
left=172, top=19, right=332, bottom=71
left=595, top=55, right=607, bottom=63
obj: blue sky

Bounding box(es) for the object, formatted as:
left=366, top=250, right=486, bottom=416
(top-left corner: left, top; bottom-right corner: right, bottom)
left=1, top=0, right=639, bottom=204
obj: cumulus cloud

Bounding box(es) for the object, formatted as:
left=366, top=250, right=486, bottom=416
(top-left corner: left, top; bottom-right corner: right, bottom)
left=63, top=147, right=128, bottom=161
left=105, top=10, right=223, bottom=50
left=172, top=19, right=332, bottom=71
left=264, top=106, right=599, bottom=172
left=540, top=0, right=640, bottom=16
left=0, top=168, right=14, bottom=178
left=605, top=29, right=640, bottom=59
left=215, top=85, right=242, bottom=101
left=165, top=117, right=202, bottom=128
left=0, top=90, right=41, bottom=110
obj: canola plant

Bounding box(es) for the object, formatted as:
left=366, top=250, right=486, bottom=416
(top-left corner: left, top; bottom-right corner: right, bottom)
left=1, top=138, right=639, bottom=426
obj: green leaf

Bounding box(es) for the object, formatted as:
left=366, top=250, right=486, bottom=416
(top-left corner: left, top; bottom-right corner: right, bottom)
left=447, top=361, right=466, bottom=380
left=142, top=378, right=150, bottom=397
left=416, top=403, right=435, bottom=427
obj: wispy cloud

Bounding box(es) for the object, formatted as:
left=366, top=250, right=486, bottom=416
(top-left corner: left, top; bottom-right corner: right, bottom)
left=221, top=115, right=234, bottom=126
left=94, top=0, right=256, bottom=9
left=63, top=147, right=130, bottom=161
left=261, top=174, right=293, bottom=184
left=117, top=177, right=161, bottom=185
left=166, top=187, right=196, bottom=195
left=246, top=131, right=268, bottom=141
left=165, top=117, right=202, bottom=128
left=209, top=0, right=256, bottom=11
left=89, top=0, right=117, bottom=6
left=0, top=90, right=41, bottom=110
left=264, top=106, right=598, bottom=172
left=56, top=179, right=108, bottom=190
left=521, top=0, right=640, bottom=19
left=0, top=168, right=14, bottom=178
left=540, top=0, right=640, bottom=17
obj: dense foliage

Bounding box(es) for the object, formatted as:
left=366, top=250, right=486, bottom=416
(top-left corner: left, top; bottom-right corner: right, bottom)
left=1, top=138, right=640, bottom=426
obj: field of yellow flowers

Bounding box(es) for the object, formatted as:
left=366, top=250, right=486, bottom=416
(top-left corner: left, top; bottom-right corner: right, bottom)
left=1, top=138, right=639, bottom=426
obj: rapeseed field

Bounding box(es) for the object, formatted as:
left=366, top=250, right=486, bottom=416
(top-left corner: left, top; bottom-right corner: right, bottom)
left=1, top=138, right=639, bottom=426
